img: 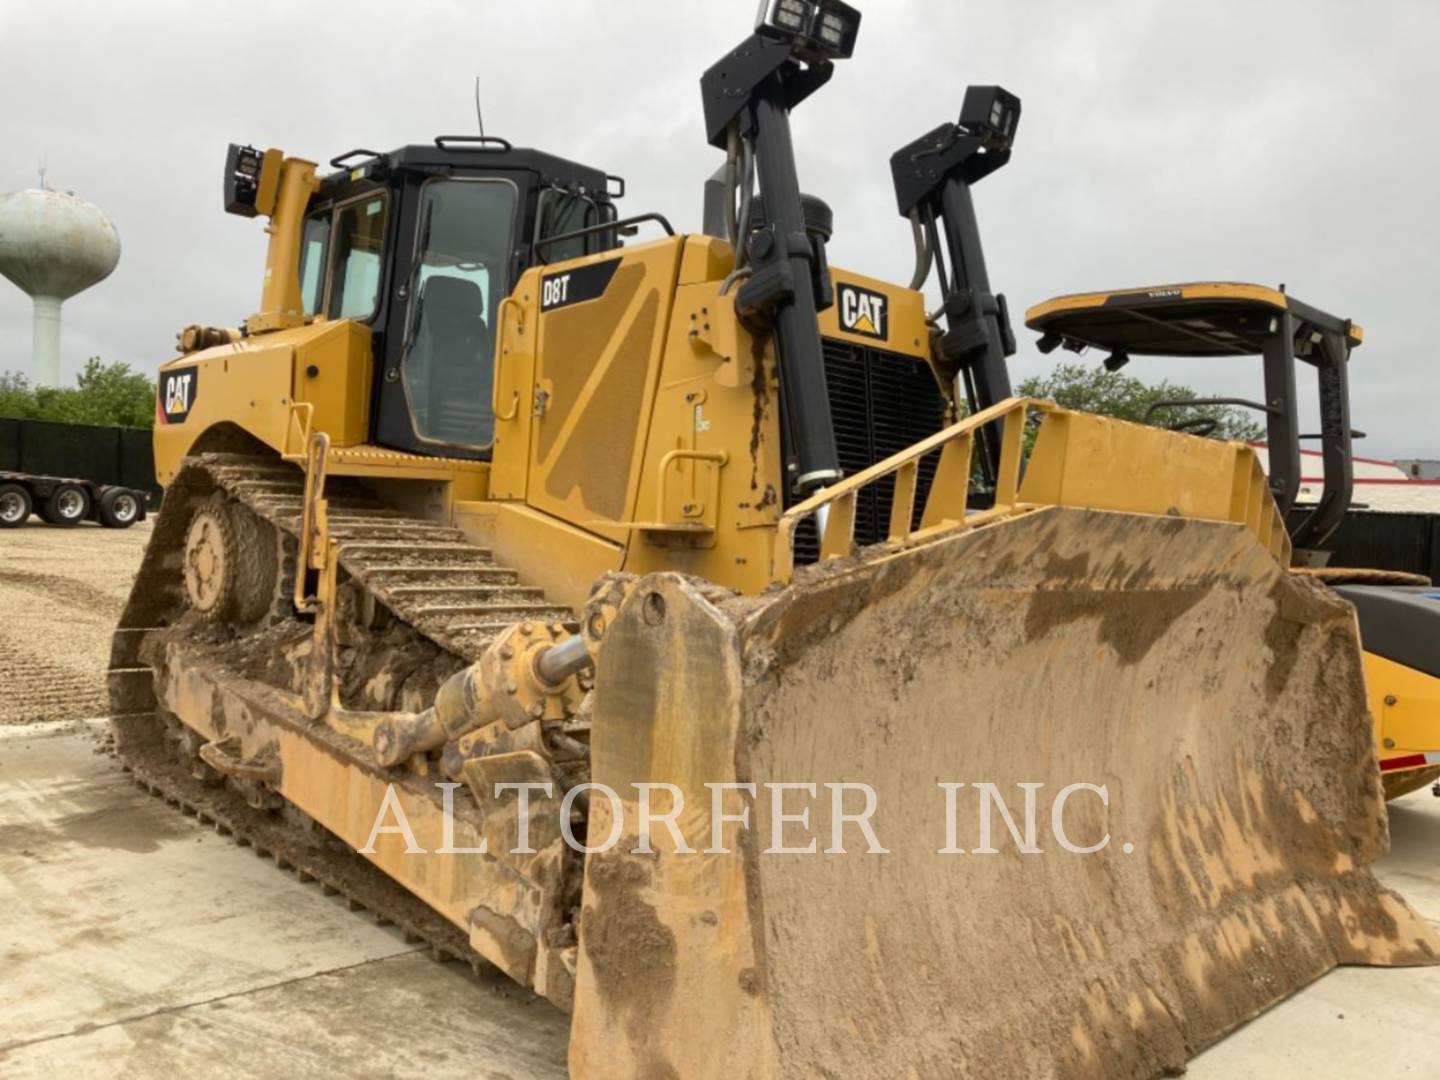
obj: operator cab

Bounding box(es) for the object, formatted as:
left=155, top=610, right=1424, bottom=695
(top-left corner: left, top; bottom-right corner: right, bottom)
left=292, top=137, right=621, bottom=460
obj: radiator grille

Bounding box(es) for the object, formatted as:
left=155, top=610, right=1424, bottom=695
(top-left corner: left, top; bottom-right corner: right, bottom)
left=791, top=340, right=950, bottom=565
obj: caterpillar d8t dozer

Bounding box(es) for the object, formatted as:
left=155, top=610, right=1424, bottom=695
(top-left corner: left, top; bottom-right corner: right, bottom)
left=110, top=5, right=1437, bottom=1076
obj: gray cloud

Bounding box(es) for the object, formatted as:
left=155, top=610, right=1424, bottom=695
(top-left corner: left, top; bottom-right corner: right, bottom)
left=1, top=0, right=1435, bottom=457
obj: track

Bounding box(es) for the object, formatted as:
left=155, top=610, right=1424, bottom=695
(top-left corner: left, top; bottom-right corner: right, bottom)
left=112, top=711, right=489, bottom=972
left=198, top=452, right=574, bottom=661
left=107, top=450, right=580, bottom=984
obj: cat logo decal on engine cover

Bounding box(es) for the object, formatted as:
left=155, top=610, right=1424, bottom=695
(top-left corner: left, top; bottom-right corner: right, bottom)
left=839, top=284, right=889, bottom=340
left=541, top=258, right=622, bottom=313
left=158, top=367, right=198, bottom=425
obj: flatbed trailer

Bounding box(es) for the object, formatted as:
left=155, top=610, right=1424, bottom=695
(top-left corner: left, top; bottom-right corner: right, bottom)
left=0, top=469, right=148, bottom=529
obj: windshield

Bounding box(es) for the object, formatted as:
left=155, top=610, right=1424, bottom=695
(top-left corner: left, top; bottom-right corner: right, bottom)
left=402, top=179, right=517, bottom=449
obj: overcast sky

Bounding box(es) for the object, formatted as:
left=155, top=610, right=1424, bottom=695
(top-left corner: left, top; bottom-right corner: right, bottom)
left=1, top=0, right=1435, bottom=459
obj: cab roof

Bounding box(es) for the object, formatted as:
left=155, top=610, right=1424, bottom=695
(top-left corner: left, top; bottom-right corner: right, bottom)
left=320, top=139, right=617, bottom=200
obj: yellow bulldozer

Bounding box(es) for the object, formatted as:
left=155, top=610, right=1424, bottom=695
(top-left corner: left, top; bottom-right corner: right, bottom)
left=110, top=4, right=1437, bottom=1076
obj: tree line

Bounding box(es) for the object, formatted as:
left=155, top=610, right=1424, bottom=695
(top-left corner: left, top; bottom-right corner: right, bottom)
left=0, top=359, right=156, bottom=429
left=1014, top=363, right=1264, bottom=442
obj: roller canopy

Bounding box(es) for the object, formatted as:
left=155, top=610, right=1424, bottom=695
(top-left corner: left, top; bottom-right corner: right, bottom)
left=1025, top=282, right=1363, bottom=360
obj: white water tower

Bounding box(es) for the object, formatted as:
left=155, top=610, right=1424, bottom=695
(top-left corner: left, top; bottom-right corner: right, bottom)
left=0, top=188, right=121, bottom=388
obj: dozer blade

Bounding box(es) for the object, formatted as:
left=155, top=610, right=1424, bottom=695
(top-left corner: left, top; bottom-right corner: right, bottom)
left=572, top=506, right=1439, bottom=1079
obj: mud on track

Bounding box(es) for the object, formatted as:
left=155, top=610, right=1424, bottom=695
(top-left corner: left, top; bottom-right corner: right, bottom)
left=0, top=519, right=150, bottom=724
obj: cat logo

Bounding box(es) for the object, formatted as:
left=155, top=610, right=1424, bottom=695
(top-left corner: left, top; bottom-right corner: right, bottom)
left=838, top=284, right=888, bottom=341
left=158, top=367, right=198, bottom=425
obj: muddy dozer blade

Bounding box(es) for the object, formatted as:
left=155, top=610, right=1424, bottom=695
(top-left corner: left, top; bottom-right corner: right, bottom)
left=571, top=507, right=1439, bottom=1079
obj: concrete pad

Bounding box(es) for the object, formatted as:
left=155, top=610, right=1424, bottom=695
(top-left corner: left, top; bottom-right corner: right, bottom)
left=1379, top=792, right=1440, bottom=916
left=5, top=721, right=1438, bottom=1077
left=1190, top=787, right=1440, bottom=1078
left=1, top=951, right=568, bottom=1079
left=0, top=721, right=569, bottom=1076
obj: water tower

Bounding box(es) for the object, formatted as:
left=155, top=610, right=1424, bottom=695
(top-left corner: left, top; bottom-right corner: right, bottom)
left=0, top=188, right=121, bottom=388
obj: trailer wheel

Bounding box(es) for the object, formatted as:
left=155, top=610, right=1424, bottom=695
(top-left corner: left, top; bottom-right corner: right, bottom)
left=40, top=483, right=91, bottom=527
left=99, top=488, right=142, bottom=529
left=0, top=483, right=32, bottom=528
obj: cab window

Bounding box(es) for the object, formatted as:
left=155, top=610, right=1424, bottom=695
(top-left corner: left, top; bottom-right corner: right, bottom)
left=402, top=178, right=517, bottom=449
left=327, top=196, right=387, bottom=319
left=297, top=212, right=331, bottom=316
left=535, top=188, right=600, bottom=263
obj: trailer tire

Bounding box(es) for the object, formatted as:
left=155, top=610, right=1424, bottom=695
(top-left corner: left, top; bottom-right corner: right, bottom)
left=40, top=483, right=91, bottom=527
left=99, top=487, right=143, bottom=529
left=0, top=483, right=32, bottom=528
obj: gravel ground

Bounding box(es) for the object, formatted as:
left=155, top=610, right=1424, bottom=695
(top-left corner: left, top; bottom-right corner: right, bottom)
left=0, top=518, right=151, bottom=724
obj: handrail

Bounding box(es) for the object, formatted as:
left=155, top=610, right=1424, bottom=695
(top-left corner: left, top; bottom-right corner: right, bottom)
left=329, top=149, right=384, bottom=170
left=771, top=398, right=1049, bottom=583
left=533, top=213, right=675, bottom=263
left=493, top=297, right=523, bottom=422
left=434, top=134, right=514, bottom=152
left=656, top=449, right=729, bottom=523
left=293, top=430, right=332, bottom=614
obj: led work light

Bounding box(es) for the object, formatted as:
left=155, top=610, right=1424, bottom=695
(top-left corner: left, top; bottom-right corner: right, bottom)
left=755, top=0, right=861, bottom=61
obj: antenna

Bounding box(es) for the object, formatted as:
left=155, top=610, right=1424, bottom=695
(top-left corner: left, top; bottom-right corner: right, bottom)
left=474, top=77, right=485, bottom=139
left=37, top=155, right=47, bottom=191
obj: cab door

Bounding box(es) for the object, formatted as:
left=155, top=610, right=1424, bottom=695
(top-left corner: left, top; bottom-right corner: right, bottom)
left=373, top=176, right=520, bottom=459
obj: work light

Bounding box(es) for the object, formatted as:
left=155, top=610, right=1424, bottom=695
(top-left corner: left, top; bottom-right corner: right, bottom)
left=959, top=86, right=1022, bottom=150
left=756, top=0, right=813, bottom=34
left=817, top=10, right=848, bottom=49
left=755, top=0, right=861, bottom=61
left=224, top=144, right=266, bottom=218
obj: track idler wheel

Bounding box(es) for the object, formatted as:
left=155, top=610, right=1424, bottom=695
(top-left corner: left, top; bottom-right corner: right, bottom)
left=183, top=496, right=278, bottom=624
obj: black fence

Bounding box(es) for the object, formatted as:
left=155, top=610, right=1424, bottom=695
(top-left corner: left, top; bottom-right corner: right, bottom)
left=0, top=417, right=160, bottom=500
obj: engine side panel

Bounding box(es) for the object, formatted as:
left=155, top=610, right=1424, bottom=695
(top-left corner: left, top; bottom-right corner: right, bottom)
left=154, top=319, right=374, bottom=484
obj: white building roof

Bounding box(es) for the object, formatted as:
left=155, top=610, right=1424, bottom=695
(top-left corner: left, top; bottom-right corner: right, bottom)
left=1250, top=445, right=1440, bottom=515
